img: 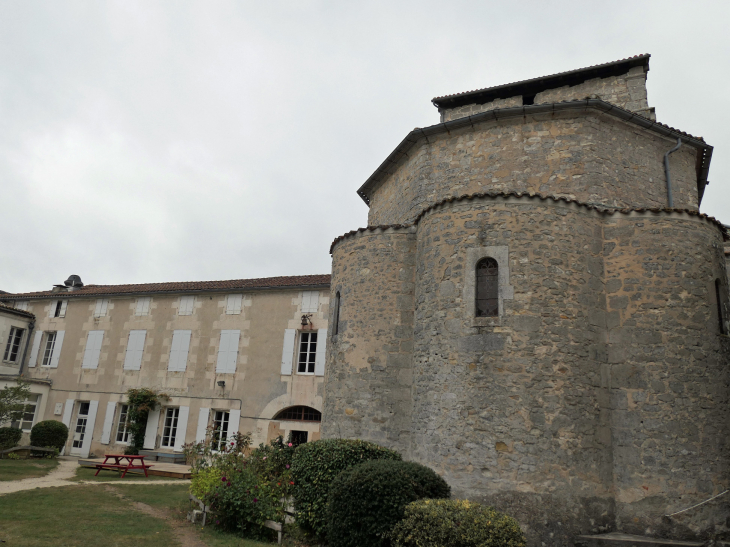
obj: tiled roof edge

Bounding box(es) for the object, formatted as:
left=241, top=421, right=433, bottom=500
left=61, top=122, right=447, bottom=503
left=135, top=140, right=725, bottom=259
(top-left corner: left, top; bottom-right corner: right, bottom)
left=356, top=99, right=712, bottom=206
left=1, top=275, right=331, bottom=300
left=0, top=303, right=36, bottom=319
left=432, top=54, right=650, bottom=107
left=331, top=191, right=728, bottom=253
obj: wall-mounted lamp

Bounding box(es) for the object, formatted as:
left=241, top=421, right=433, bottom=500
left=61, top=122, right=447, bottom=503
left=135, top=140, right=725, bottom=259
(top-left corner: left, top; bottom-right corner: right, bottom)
left=217, top=380, right=226, bottom=388
left=301, top=314, right=313, bottom=328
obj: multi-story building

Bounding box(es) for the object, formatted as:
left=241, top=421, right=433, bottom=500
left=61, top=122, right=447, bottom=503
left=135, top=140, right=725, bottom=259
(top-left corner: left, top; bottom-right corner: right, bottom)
left=0, top=274, right=330, bottom=458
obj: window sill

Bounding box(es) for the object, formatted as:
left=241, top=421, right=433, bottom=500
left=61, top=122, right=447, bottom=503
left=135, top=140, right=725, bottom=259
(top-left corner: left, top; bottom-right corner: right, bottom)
left=296, top=372, right=315, bottom=376
left=471, top=316, right=501, bottom=327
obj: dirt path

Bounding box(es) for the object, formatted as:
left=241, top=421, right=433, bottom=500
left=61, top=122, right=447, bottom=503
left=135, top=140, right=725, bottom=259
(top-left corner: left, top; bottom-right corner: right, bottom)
left=106, top=486, right=206, bottom=547
left=0, top=458, right=188, bottom=495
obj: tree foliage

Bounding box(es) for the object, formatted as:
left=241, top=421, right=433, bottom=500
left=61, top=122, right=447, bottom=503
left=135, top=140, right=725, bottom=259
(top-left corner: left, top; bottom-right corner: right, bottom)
left=0, top=380, right=31, bottom=425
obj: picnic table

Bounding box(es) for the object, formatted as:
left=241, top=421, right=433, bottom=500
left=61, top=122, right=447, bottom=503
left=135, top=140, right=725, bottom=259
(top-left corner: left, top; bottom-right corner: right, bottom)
left=94, top=454, right=152, bottom=478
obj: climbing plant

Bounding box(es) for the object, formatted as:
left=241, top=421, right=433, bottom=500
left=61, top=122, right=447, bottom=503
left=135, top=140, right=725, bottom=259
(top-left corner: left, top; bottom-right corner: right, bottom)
left=125, top=388, right=169, bottom=454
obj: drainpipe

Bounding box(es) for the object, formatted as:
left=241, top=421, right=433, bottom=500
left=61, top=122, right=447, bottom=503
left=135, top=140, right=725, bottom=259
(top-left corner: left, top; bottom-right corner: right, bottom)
left=17, top=320, right=35, bottom=378
left=664, top=138, right=682, bottom=207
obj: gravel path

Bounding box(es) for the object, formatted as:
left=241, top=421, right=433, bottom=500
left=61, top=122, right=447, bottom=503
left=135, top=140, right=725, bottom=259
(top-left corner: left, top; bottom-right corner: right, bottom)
left=0, top=458, right=188, bottom=495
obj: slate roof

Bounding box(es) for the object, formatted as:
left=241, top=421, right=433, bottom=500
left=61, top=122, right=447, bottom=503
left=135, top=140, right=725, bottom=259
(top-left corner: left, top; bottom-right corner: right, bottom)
left=432, top=54, right=651, bottom=110
left=1, top=275, right=331, bottom=300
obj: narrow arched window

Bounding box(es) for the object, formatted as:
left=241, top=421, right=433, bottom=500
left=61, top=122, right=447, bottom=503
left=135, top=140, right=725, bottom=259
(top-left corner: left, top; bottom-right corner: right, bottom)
left=476, top=258, right=499, bottom=317
left=333, top=291, right=341, bottom=336
left=716, top=279, right=726, bottom=335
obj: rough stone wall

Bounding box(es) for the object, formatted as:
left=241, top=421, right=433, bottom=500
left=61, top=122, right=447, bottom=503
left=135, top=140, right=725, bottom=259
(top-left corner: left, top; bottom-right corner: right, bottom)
left=442, top=96, right=523, bottom=122
left=441, top=66, right=653, bottom=123
left=603, top=214, right=730, bottom=539
left=535, top=66, right=653, bottom=119
left=367, top=111, right=699, bottom=227
left=322, top=228, right=416, bottom=449
left=410, top=197, right=613, bottom=546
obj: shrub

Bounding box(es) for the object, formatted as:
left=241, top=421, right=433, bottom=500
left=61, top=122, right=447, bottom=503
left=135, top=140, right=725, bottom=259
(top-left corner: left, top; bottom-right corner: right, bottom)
left=291, top=439, right=402, bottom=540
left=327, top=460, right=450, bottom=547
left=190, top=466, right=223, bottom=500
left=0, top=427, right=22, bottom=451
left=30, top=420, right=68, bottom=452
left=390, top=499, right=526, bottom=547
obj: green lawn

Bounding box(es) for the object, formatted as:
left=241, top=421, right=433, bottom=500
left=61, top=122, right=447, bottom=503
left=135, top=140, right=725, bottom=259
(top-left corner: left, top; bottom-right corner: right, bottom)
left=0, top=482, right=275, bottom=547
left=0, top=458, right=58, bottom=481
left=73, top=465, right=183, bottom=482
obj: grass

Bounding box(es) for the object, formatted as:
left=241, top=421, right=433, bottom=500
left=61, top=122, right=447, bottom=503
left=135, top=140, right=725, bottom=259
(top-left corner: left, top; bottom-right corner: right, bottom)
left=0, top=458, right=58, bottom=481
left=72, top=465, right=183, bottom=482
left=0, top=482, right=274, bottom=547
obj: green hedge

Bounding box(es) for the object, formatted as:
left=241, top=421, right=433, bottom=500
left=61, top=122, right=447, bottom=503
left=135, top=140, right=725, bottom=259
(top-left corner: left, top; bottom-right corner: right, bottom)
left=327, top=460, right=451, bottom=547
left=30, top=420, right=68, bottom=452
left=0, top=427, right=22, bottom=451
left=390, top=498, right=526, bottom=547
left=291, top=439, right=401, bottom=540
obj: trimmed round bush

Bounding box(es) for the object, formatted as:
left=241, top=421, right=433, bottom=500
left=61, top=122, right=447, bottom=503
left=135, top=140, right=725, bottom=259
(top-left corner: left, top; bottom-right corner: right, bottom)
left=30, top=420, right=68, bottom=452
left=326, top=460, right=451, bottom=547
left=0, top=427, right=22, bottom=451
left=291, top=439, right=402, bottom=540
left=390, top=498, right=526, bottom=547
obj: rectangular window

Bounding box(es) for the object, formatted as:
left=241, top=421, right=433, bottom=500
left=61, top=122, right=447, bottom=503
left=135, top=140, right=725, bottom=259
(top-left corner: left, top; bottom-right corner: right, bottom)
left=301, top=291, right=320, bottom=313
left=81, top=330, right=104, bottom=369
left=10, top=394, right=40, bottom=431
left=123, top=330, right=147, bottom=371
left=161, top=407, right=180, bottom=447
left=212, top=410, right=230, bottom=451
left=3, top=327, right=25, bottom=363
left=116, top=404, right=130, bottom=443
left=225, top=294, right=242, bottom=315
left=51, top=300, right=67, bottom=318
left=179, top=296, right=195, bottom=316
left=168, top=330, right=192, bottom=372
left=216, top=330, right=240, bottom=373
left=15, top=301, right=28, bottom=311
left=297, top=331, right=318, bottom=374
left=41, top=332, right=57, bottom=366
left=94, top=298, right=109, bottom=318
left=72, top=402, right=91, bottom=449
left=135, top=297, right=151, bottom=316
left=291, top=430, right=308, bottom=446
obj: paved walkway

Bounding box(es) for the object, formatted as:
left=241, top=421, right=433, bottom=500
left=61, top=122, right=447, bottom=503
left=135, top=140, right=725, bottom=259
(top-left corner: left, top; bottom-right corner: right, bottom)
left=0, top=457, right=188, bottom=496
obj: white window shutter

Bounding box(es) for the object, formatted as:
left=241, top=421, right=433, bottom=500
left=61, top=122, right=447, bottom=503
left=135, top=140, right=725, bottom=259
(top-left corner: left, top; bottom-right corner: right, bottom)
left=79, top=400, right=99, bottom=457
left=226, top=330, right=240, bottom=373
left=94, top=299, right=108, bottom=317
left=62, top=399, right=75, bottom=427
left=143, top=407, right=160, bottom=449
left=227, top=409, right=241, bottom=444
left=82, top=331, right=104, bottom=369
left=281, top=329, right=295, bottom=375
left=28, top=331, right=43, bottom=367
left=226, top=294, right=242, bottom=315
left=49, top=331, right=65, bottom=368
left=136, top=297, right=151, bottom=316
left=59, top=300, right=68, bottom=317
left=15, top=301, right=28, bottom=311
left=315, top=329, right=327, bottom=376
left=179, top=296, right=194, bottom=316
left=196, top=408, right=210, bottom=443
left=302, top=291, right=319, bottom=313
left=169, top=330, right=191, bottom=371
left=215, top=331, right=231, bottom=373
left=173, top=406, right=190, bottom=452
left=49, top=301, right=56, bottom=318
left=124, top=330, right=146, bottom=371
left=100, top=401, right=116, bottom=445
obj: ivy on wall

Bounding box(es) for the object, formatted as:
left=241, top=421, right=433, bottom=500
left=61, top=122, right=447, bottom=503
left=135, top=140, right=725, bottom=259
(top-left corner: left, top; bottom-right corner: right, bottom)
left=125, top=388, right=169, bottom=454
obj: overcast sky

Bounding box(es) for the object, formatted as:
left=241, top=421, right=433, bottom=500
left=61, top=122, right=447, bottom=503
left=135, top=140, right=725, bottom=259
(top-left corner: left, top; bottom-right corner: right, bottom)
left=2, top=1, right=728, bottom=294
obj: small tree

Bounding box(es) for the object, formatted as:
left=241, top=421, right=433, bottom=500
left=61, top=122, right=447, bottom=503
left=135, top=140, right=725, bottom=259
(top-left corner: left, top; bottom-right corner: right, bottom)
left=0, top=380, right=31, bottom=425
left=125, top=388, right=169, bottom=454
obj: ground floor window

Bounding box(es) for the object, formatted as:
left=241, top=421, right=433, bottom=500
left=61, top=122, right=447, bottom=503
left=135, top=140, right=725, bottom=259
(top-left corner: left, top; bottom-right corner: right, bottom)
left=72, top=402, right=90, bottom=449
left=291, top=430, right=308, bottom=446
left=116, top=404, right=130, bottom=443
left=161, top=407, right=179, bottom=448
left=212, top=410, right=230, bottom=451
left=274, top=406, right=322, bottom=422
left=10, top=394, right=39, bottom=431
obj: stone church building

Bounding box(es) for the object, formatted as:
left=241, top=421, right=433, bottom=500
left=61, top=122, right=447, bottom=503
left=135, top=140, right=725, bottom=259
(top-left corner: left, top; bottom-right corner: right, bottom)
left=323, top=54, right=730, bottom=545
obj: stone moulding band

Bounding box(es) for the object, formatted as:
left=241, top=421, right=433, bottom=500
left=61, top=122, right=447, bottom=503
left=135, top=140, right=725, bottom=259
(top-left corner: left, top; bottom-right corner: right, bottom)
left=356, top=98, right=713, bottom=205
left=329, top=190, right=729, bottom=254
